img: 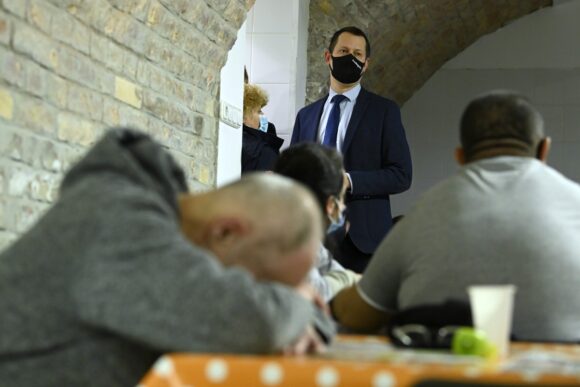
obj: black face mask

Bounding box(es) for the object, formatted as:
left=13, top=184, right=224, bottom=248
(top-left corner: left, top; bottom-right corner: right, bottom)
left=329, top=54, right=365, bottom=84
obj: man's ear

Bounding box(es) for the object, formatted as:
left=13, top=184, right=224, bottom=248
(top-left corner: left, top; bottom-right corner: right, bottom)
left=324, top=49, right=332, bottom=65
left=362, top=57, right=369, bottom=74
left=325, top=196, right=335, bottom=218
left=536, top=137, right=551, bottom=162
left=455, top=147, right=466, bottom=165
left=202, top=217, right=251, bottom=256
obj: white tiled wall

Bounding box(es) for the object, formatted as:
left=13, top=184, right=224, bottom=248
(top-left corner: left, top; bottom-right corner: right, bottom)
left=246, top=0, right=309, bottom=147
left=251, top=35, right=293, bottom=84
left=217, top=23, right=246, bottom=187
left=394, top=1, right=580, bottom=216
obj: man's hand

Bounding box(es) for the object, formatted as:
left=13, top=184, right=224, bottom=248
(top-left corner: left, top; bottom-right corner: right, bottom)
left=282, top=325, right=326, bottom=355
left=295, top=283, right=329, bottom=315
left=344, top=172, right=352, bottom=193
left=292, top=284, right=335, bottom=352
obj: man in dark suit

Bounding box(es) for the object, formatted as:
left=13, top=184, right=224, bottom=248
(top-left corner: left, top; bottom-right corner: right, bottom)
left=291, top=26, right=412, bottom=273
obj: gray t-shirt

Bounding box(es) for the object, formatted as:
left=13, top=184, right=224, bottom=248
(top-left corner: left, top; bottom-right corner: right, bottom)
left=359, top=156, right=580, bottom=341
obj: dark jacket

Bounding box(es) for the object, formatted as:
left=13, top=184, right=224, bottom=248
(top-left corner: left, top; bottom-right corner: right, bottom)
left=292, top=88, right=412, bottom=253
left=242, top=122, right=284, bottom=173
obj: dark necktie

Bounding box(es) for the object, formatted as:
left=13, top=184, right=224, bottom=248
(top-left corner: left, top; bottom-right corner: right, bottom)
left=322, top=94, right=348, bottom=148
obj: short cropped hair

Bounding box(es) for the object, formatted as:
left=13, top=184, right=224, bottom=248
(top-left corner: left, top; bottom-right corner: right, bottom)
left=243, top=84, right=268, bottom=117
left=328, top=26, right=371, bottom=58
left=460, top=90, right=545, bottom=161
left=274, top=143, right=344, bottom=216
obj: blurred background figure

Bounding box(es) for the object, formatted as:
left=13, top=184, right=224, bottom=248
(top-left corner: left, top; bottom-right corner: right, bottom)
left=0, top=129, right=334, bottom=387
left=331, top=91, right=580, bottom=341
left=242, top=84, right=284, bottom=172
left=274, top=143, right=361, bottom=302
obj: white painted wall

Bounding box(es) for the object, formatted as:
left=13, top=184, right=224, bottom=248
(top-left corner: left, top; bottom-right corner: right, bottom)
left=216, top=23, right=246, bottom=187
left=245, top=0, right=310, bottom=148
left=394, top=1, right=580, bottom=216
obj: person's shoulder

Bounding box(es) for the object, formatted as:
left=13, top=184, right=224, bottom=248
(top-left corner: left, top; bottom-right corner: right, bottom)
left=266, top=122, right=277, bottom=135
left=361, top=88, right=399, bottom=109
left=242, top=125, right=260, bottom=140
left=297, top=96, right=326, bottom=113
left=539, top=162, right=580, bottom=195
left=242, top=127, right=264, bottom=152
left=403, top=174, right=461, bottom=218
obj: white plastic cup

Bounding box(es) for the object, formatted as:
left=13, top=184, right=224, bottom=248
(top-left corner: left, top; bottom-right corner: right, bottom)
left=467, top=285, right=517, bottom=358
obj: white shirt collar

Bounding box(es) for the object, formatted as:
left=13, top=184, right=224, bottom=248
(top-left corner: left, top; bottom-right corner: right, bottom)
left=328, top=83, right=361, bottom=102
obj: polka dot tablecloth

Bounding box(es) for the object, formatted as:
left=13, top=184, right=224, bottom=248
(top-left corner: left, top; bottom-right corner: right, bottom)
left=139, top=335, right=580, bottom=387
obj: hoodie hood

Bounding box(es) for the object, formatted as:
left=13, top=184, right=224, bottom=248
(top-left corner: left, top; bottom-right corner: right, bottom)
left=60, top=128, right=188, bottom=216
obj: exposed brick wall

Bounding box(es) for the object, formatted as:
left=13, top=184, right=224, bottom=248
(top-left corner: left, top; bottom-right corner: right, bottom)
left=0, top=0, right=254, bottom=250
left=306, top=0, right=552, bottom=105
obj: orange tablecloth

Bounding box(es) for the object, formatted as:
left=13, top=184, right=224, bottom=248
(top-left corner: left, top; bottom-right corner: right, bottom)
left=139, top=335, right=580, bottom=386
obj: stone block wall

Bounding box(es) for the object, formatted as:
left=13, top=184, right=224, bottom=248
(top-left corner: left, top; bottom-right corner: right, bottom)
left=0, top=0, right=253, bottom=250
left=306, top=0, right=552, bottom=105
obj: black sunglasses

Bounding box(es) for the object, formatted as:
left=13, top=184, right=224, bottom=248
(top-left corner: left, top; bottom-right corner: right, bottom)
left=391, top=324, right=464, bottom=349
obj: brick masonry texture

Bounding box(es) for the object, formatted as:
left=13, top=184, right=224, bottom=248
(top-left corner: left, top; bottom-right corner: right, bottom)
left=0, top=0, right=254, bottom=251
left=306, top=0, right=552, bottom=105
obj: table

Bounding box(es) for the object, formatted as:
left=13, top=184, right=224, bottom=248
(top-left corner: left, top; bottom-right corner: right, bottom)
left=139, top=335, right=580, bottom=386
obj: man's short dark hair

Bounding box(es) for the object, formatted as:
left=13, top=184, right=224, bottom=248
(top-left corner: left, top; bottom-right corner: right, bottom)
left=273, top=143, right=344, bottom=216
left=328, top=26, right=371, bottom=58
left=460, top=90, right=545, bottom=161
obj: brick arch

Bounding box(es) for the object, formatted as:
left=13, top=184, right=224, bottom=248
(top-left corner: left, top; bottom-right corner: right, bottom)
left=306, top=0, right=552, bottom=106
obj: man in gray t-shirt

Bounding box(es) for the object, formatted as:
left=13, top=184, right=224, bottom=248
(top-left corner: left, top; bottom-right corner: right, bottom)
left=331, top=90, right=580, bottom=342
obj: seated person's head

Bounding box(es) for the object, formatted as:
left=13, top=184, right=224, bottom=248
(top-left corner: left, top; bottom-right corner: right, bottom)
left=456, top=90, right=550, bottom=164
left=178, top=173, right=322, bottom=287
left=243, top=84, right=268, bottom=130
left=273, top=143, right=347, bottom=230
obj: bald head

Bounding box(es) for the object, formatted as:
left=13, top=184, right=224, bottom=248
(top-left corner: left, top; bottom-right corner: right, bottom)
left=217, top=173, right=323, bottom=254
left=179, top=173, right=323, bottom=286
left=459, top=90, right=547, bottom=163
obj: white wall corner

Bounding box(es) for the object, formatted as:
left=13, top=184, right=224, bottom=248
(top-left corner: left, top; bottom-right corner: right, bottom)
left=217, top=22, right=246, bottom=187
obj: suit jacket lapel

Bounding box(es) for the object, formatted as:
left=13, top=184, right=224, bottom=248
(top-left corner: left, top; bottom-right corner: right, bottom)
left=342, top=88, right=370, bottom=154
left=307, top=96, right=327, bottom=142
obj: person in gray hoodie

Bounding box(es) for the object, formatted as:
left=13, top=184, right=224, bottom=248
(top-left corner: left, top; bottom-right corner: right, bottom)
left=0, top=128, right=335, bottom=387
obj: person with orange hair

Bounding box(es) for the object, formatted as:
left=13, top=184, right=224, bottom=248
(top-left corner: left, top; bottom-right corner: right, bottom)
left=242, top=84, right=284, bottom=172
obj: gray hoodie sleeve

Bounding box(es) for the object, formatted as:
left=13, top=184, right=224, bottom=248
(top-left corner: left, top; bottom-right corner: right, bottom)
left=57, top=129, right=331, bottom=354
left=70, top=183, right=317, bottom=354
